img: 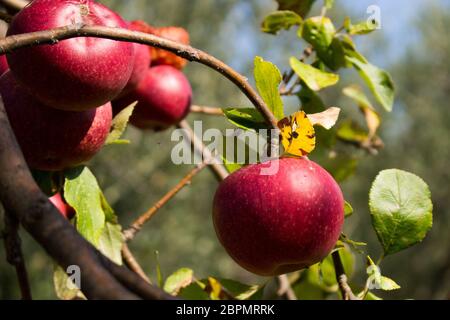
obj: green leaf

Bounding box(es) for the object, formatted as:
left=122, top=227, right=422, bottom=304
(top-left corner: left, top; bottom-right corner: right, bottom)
left=155, top=250, right=163, bottom=288
left=64, top=166, right=106, bottom=245
left=337, top=119, right=368, bottom=143
left=223, top=108, right=268, bottom=131
left=290, top=57, right=339, bottom=91
left=369, top=169, right=433, bottom=256
left=343, top=85, right=374, bottom=110
left=346, top=56, right=395, bottom=112
left=178, top=281, right=209, bottom=300
left=344, top=201, right=354, bottom=217
left=344, top=17, right=377, bottom=35
left=164, top=268, right=194, bottom=295
left=254, top=56, right=285, bottom=119
left=379, top=276, right=401, bottom=291
left=344, top=85, right=381, bottom=139
left=365, top=291, right=383, bottom=300
left=340, top=35, right=368, bottom=64
left=300, top=16, right=345, bottom=70
left=53, top=265, right=85, bottom=300
left=98, top=222, right=123, bottom=265
left=222, top=157, right=242, bottom=174
left=105, top=101, right=136, bottom=145
left=276, top=0, right=317, bottom=17
left=301, top=16, right=335, bottom=48
left=366, top=256, right=400, bottom=291
left=262, top=10, right=303, bottom=34
left=217, top=278, right=264, bottom=300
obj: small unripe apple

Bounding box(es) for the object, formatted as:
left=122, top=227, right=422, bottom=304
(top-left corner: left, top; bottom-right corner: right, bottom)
left=0, top=71, right=112, bottom=171
left=0, top=55, right=8, bottom=75
left=213, top=158, right=344, bottom=276
left=130, top=21, right=189, bottom=69
left=6, top=0, right=134, bottom=111
left=49, top=193, right=75, bottom=219
left=113, top=65, right=192, bottom=130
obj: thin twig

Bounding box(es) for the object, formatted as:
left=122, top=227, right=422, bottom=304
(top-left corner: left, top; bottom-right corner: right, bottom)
left=277, top=275, right=297, bottom=300
left=123, top=162, right=208, bottom=241
left=2, top=211, right=32, bottom=300
left=0, top=24, right=278, bottom=129
left=332, top=250, right=358, bottom=300
left=177, top=120, right=230, bottom=181
left=191, top=105, right=224, bottom=116
left=121, top=243, right=151, bottom=283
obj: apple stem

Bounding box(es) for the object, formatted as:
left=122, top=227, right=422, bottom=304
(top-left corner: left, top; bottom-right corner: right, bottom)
left=332, top=251, right=359, bottom=300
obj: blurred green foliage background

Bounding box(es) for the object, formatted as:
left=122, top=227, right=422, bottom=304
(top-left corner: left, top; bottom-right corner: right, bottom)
left=0, top=0, right=449, bottom=299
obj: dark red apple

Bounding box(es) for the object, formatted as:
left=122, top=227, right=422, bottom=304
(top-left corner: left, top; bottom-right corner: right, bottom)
left=113, top=65, right=192, bottom=130
left=6, top=0, right=134, bottom=111
left=213, top=158, right=344, bottom=276
left=120, top=24, right=152, bottom=95
left=0, top=71, right=112, bottom=171
left=0, top=55, right=8, bottom=75
left=49, top=193, right=75, bottom=219
left=130, top=21, right=189, bottom=69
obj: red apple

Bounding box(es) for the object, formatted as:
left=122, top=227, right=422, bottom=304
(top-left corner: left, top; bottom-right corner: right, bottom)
left=49, top=193, right=75, bottom=219
left=0, top=55, right=8, bottom=75
left=119, top=24, right=152, bottom=96
left=6, top=0, right=134, bottom=111
left=113, top=65, right=192, bottom=130
left=0, top=71, right=112, bottom=171
left=130, top=21, right=189, bottom=69
left=213, top=158, right=344, bottom=276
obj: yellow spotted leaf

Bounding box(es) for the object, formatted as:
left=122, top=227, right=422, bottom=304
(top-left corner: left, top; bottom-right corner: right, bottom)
left=278, top=111, right=316, bottom=157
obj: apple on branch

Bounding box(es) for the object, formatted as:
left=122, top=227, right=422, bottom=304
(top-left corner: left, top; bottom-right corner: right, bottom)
left=6, top=0, right=135, bottom=111
left=213, top=157, right=344, bottom=276
left=0, top=71, right=112, bottom=171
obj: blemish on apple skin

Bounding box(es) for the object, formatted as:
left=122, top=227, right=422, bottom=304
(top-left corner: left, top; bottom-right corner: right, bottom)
left=79, top=4, right=89, bottom=17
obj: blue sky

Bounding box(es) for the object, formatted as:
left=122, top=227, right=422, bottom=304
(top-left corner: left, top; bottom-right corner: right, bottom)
left=218, top=0, right=448, bottom=72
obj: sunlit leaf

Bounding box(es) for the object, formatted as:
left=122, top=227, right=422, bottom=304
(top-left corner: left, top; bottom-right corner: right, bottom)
left=53, top=265, right=85, bottom=301
left=346, top=56, right=395, bottom=112
left=97, top=222, right=123, bottom=265
left=337, top=120, right=368, bottom=143
left=164, top=268, right=194, bottom=295
left=344, top=17, right=377, bottom=35
left=64, top=166, right=106, bottom=245
left=343, top=85, right=381, bottom=138
left=344, top=201, right=354, bottom=217
left=369, top=169, right=433, bottom=255
left=223, top=108, right=268, bottom=131
left=105, top=102, right=136, bottom=145
left=290, top=57, right=339, bottom=91
left=254, top=56, right=285, bottom=119
left=262, top=10, right=303, bottom=34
